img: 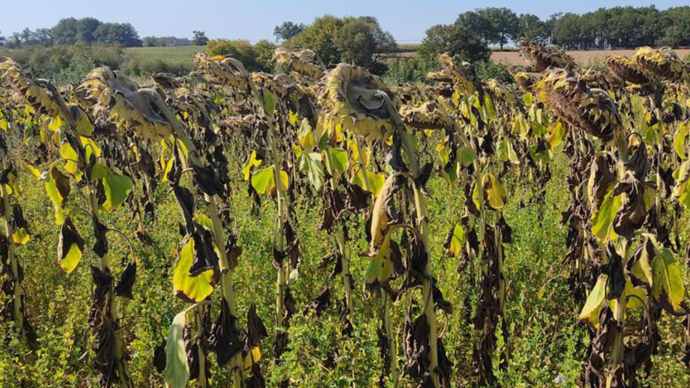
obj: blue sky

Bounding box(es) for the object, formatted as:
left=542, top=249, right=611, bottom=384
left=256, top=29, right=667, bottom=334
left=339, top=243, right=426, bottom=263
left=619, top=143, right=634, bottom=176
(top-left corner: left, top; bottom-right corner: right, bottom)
left=1, top=1, right=688, bottom=43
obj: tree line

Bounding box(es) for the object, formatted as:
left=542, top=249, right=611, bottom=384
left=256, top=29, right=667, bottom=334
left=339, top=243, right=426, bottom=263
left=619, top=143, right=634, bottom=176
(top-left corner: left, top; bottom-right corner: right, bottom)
left=421, top=5, right=690, bottom=54
left=0, top=17, right=210, bottom=48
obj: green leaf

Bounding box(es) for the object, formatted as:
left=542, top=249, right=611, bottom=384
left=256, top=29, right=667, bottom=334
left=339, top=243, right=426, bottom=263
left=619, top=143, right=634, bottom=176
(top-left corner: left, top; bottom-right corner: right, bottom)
left=522, top=92, right=533, bottom=106
left=300, top=152, right=325, bottom=190
left=496, top=140, right=519, bottom=165
left=328, top=148, right=348, bottom=176
left=352, top=169, right=385, bottom=196
left=483, top=94, right=495, bottom=120
left=591, top=191, right=622, bottom=242
left=251, top=166, right=275, bottom=195
left=672, top=160, right=690, bottom=208
left=652, top=248, right=685, bottom=312
left=297, top=119, right=316, bottom=150
left=579, top=275, right=607, bottom=329
left=165, top=310, right=190, bottom=388
left=263, top=90, right=277, bottom=116
left=674, top=122, right=688, bottom=160
left=173, top=239, right=214, bottom=302
left=91, top=164, right=133, bottom=212
left=458, top=147, right=476, bottom=167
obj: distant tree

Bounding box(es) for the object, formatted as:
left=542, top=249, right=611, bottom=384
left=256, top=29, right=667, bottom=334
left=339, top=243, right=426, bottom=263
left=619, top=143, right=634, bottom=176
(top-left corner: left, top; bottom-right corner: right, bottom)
left=142, top=36, right=157, bottom=47
left=6, top=33, right=22, bottom=48
left=661, top=6, right=690, bottom=47
left=287, top=15, right=396, bottom=68
left=286, top=16, right=344, bottom=66
left=93, top=23, right=142, bottom=47
left=483, top=7, right=519, bottom=50
left=76, top=17, right=101, bottom=44
left=419, top=23, right=490, bottom=63
left=418, top=24, right=456, bottom=59
left=550, top=13, right=582, bottom=49
left=516, top=14, right=547, bottom=44
left=142, top=36, right=192, bottom=47
left=253, top=39, right=277, bottom=71
left=657, top=25, right=683, bottom=47
left=336, top=20, right=378, bottom=67
left=51, top=17, right=79, bottom=45
left=356, top=16, right=397, bottom=58
left=34, top=28, right=54, bottom=46
left=193, top=30, right=209, bottom=46
left=273, top=21, right=305, bottom=42
left=206, top=39, right=274, bottom=72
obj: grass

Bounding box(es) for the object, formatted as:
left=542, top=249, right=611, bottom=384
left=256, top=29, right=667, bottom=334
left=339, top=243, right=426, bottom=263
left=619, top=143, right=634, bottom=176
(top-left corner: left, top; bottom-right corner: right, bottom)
left=124, top=45, right=205, bottom=68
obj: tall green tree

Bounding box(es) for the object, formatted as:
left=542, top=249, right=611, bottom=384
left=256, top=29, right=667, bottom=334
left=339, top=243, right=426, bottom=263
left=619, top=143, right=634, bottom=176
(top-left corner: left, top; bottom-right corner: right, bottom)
left=93, top=22, right=142, bottom=47
left=483, top=7, right=519, bottom=50
left=273, top=21, right=305, bottom=42
left=51, top=17, right=79, bottom=45
left=76, top=17, right=101, bottom=44
left=193, top=30, right=209, bottom=46
left=286, top=15, right=396, bottom=69
left=516, top=13, right=547, bottom=43
left=419, top=23, right=490, bottom=63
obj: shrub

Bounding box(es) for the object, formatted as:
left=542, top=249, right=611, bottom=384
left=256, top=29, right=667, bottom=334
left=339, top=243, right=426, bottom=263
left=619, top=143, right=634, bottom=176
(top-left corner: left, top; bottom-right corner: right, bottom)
left=0, top=45, right=126, bottom=84
left=383, top=57, right=437, bottom=85
left=205, top=39, right=275, bottom=72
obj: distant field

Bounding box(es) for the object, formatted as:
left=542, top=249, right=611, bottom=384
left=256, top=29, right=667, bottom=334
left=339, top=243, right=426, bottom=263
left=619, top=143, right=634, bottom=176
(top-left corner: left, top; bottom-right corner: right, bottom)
left=492, top=49, right=690, bottom=66
left=124, top=45, right=205, bottom=66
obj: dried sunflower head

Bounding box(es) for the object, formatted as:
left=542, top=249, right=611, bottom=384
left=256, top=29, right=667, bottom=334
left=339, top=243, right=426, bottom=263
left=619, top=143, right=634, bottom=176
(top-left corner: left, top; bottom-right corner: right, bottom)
left=317, top=64, right=398, bottom=142
left=604, top=56, right=652, bottom=85
left=632, top=46, right=689, bottom=84
left=77, top=67, right=174, bottom=141
left=400, top=101, right=453, bottom=130
left=437, top=53, right=482, bottom=96
left=426, top=71, right=451, bottom=83
left=252, top=72, right=316, bottom=123
left=485, top=78, right=516, bottom=104
left=152, top=72, right=183, bottom=90
left=517, top=72, right=539, bottom=92
left=535, top=68, right=621, bottom=141
left=193, top=53, right=250, bottom=91
left=520, top=42, right=575, bottom=72
left=578, top=68, right=612, bottom=91
left=273, top=48, right=325, bottom=81
left=0, top=58, right=74, bottom=126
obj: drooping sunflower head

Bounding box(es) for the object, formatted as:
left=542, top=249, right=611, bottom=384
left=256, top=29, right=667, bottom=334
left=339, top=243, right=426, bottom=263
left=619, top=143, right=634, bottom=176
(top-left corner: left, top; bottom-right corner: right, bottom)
left=273, top=48, right=325, bottom=81
left=193, top=53, right=250, bottom=91
left=400, top=101, right=453, bottom=130
left=604, top=56, right=652, bottom=85
left=77, top=67, right=174, bottom=140
left=0, top=58, right=73, bottom=125
left=632, top=46, right=689, bottom=84
left=578, top=68, right=612, bottom=91
left=437, top=53, right=482, bottom=95
left=535, top=68, right=621, bottom=141
left=514, top=71, right=539, bottom=91
left=507, top=66, right=539, bottom=92
left=520, top=42, right=575, bottom=72
left=317, top=64, right=398, bottom=142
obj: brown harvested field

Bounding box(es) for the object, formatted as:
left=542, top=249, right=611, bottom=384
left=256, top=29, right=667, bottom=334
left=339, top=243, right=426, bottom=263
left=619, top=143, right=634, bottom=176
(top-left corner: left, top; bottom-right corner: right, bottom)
left=490, top=49, right=690, bottom=66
